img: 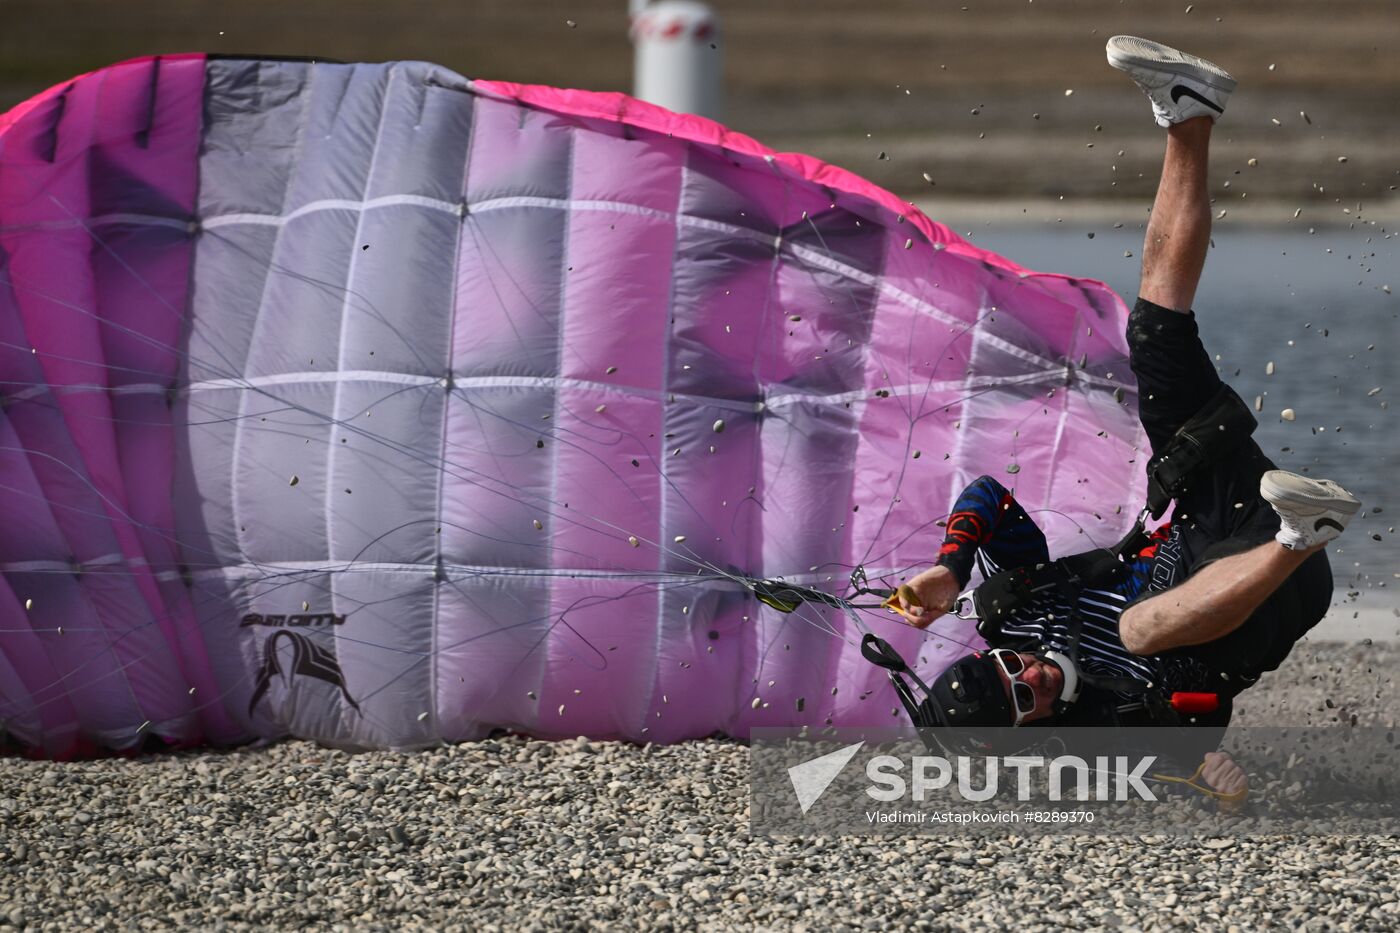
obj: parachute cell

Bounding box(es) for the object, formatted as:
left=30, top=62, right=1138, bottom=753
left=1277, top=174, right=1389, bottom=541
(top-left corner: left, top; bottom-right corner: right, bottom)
left=0, top=56, right=1144, bottom=757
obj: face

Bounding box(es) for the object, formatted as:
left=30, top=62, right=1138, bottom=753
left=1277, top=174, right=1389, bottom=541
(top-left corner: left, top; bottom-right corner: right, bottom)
left=992, top=651, right=1063, bottom=724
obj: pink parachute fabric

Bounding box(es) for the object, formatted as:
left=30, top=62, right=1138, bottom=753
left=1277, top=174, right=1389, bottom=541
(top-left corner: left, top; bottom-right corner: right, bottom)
left=0, top=56, right=1144, bottom=758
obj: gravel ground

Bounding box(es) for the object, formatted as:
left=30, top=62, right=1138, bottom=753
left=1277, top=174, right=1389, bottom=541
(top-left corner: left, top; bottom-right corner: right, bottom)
left=2, top=642, right=1397, bottom=932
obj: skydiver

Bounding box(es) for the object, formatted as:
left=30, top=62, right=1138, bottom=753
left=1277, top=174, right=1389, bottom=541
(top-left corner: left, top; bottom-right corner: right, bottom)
left=891, top=37, right=1360, bottom=781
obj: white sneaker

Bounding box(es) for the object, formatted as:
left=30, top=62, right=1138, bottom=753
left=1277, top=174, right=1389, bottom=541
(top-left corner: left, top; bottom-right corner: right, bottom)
left=1106, top=35, right=1236, bottom=128
left=1260, top=470, right=1361, bottom=551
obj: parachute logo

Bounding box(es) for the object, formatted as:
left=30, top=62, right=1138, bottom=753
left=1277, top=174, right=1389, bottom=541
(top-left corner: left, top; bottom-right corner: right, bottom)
left=247, top=631, right=360, bottom=718
left=0, top=54, right=1143, bottom=756
left=240, top=612, right=348, bottom=629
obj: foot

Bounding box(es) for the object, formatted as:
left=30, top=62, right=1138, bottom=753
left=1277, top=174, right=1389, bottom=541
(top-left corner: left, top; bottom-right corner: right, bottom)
left=1106, top=35, right=1236, bottom=128
left=1260, top=470, right=1361, bottom=551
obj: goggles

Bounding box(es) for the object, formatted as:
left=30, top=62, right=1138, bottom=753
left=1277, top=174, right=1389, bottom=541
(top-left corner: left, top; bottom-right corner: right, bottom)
left=990, top=649, right=1037, bottom=725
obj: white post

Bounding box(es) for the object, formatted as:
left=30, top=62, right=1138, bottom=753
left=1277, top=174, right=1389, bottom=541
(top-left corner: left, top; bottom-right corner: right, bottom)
left=629, top=0, right=723, bottom=120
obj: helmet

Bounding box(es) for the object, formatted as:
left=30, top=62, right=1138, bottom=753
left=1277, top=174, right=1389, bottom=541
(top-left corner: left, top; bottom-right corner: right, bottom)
left=923, top=652, right=1013, bottom=728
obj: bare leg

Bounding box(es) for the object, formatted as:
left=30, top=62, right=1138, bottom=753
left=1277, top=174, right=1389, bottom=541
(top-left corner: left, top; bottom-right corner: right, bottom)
left=1138, top=116, right=1214, bottom=313
left=1120, top=540, right=1321, bottom=656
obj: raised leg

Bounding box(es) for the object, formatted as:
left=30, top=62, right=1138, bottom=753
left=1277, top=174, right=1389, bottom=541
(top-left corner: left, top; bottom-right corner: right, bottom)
left=1119, top=539, right=1320, bottom=655
left=1138, top=116, right=1213, bottom=313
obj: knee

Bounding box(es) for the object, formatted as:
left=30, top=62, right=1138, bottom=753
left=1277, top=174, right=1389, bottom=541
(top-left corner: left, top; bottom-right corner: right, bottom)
left=1119, top=601, right=1158, bottom=656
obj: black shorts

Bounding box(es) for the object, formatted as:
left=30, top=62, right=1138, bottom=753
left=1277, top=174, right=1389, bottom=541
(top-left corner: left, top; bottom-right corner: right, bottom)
left=1125, top=298, right=1333, bottom=685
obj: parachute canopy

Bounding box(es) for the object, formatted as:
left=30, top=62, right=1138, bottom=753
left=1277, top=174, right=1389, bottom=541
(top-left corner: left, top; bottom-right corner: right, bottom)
left=0, top=56, right=1143, bottom=757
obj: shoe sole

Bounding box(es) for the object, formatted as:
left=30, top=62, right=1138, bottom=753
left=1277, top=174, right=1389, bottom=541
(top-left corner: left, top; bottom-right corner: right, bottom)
left=1106, top=35, right=1237, bottom=93
left=1260, top=470, right=1361, bottom=516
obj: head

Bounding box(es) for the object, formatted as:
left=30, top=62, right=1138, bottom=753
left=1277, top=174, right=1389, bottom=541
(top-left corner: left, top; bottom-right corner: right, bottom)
left=926, top=649, right=1078, bottom=727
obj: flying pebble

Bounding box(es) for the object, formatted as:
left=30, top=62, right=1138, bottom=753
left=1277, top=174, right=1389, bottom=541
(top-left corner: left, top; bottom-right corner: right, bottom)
left=289, top=475, right=300, bottom=487
left=712, top=419, right=725, bottom=433
left=1281, top=409, right=1297, bottom=421
left=1267, top=361, right=1275, bottom=375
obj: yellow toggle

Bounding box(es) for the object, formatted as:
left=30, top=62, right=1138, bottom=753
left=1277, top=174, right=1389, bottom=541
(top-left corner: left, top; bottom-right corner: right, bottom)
left=882, top=584, right=921, bottom=623
left=1151, top=760, right=1249, bottom=807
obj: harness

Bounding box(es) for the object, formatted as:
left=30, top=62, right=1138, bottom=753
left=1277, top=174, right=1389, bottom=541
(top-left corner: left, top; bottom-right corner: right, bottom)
left=967, top=534, right=1184, bottom=722
left=867, top=381, right=1259, bottom=729
left=861, top=525, right=1188, bottom=728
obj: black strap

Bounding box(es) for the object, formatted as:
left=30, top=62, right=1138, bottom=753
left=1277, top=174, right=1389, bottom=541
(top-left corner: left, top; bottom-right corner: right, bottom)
left=861, top=634, right=938, bottom=728
left=1110, top=511, right=1152, bottom=562
left=1145, top=383, right=1258, bottom=519
left=1051, top=571, right=1155, bottom=697
left=970, top=546, right=1178, bottom=720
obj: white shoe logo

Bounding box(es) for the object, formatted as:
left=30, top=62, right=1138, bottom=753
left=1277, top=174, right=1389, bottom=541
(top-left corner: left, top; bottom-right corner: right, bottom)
left=1169, top=84, right=1223, bottom=113
left=787, top=741, right=864, bottom=814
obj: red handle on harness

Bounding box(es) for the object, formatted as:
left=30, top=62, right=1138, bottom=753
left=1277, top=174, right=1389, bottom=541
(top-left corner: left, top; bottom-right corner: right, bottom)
left=1170, top=692, right=1220, bottom=714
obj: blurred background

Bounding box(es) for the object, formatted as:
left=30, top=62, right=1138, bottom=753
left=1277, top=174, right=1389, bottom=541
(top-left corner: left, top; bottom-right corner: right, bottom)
left=6, top=0, right=1398, bottom=204
left=5, top=0, right=1397, bottom=631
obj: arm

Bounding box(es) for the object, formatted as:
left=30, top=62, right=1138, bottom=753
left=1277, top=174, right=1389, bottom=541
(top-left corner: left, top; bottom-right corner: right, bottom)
left=899, top=476, right=1050, bottom=627
left=934, top=475, right=1050, bottom=589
